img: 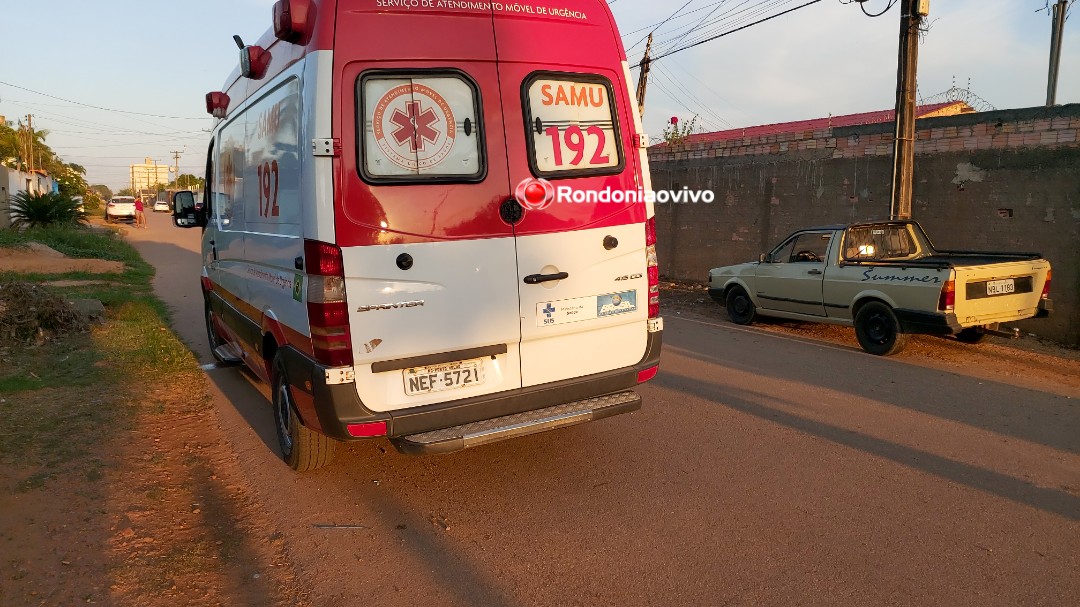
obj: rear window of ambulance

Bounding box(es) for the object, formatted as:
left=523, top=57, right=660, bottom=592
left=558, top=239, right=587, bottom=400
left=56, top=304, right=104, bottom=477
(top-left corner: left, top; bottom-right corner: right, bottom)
left=524, top=73, right=623, bottom=178
left=357, top=72, right=484, bottom=183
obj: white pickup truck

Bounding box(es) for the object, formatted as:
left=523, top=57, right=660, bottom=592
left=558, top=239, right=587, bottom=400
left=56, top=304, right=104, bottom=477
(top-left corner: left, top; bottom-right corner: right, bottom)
left=707, top=221, right=1053, bottom=355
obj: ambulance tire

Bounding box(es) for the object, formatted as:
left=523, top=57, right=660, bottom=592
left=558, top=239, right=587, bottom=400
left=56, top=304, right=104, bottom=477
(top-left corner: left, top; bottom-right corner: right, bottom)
left=272, top=356, right=337, bottom=471
left=854, top=301, right=909, bottom=356
left=205, top=304, right=228, bottom=363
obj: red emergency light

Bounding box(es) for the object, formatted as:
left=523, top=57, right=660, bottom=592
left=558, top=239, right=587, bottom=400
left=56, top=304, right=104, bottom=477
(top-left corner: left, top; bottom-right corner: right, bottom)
left=240, top=45, right=272, bottom=80
left=273, top=0, right=317, bottom=45
left=205, top=92, right=230, bottom=118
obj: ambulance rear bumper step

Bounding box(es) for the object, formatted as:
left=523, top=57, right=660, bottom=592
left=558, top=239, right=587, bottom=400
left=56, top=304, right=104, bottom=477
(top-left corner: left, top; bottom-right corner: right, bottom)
left=390, top=390, right=641, bottom=455
left=213, top=344, right=243, bottom=364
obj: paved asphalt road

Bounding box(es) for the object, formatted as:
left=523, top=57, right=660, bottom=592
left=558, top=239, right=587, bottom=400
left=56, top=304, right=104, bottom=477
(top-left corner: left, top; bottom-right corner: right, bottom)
left=127, top=211, right=1079, bottom=606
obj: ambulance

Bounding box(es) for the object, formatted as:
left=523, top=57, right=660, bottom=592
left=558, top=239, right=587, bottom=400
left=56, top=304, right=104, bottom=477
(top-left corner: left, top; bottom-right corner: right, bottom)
left=173, top=0, right=663, bottom=470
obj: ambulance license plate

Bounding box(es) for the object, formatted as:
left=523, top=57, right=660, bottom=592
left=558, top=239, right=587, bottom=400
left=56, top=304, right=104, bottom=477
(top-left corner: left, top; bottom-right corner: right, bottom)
left=986, top=279, right=1015, bottom=296
left=404, top=359, right=484, bottom=396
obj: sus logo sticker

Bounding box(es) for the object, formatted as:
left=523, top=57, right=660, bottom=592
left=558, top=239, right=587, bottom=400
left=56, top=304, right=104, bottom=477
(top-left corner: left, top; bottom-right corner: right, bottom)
left=373, top=84, right=456, bottom=170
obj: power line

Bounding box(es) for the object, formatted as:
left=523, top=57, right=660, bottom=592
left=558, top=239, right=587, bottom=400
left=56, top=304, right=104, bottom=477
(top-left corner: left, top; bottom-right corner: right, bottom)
left=654, top=0, right=804, bottom=56
left=0, top=79, right=207, bottom=120
left=652, top=64, right=735, bottom=129
left=626, top=1, right=696, bottom=53
left=635, top=0, right=824, bottom=66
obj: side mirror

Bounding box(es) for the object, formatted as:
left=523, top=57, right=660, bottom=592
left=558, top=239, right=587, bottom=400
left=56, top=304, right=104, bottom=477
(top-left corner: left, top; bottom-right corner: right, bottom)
left=172, top=190, right=204, bottom=229
left=759, top=253, right=768, bottom=263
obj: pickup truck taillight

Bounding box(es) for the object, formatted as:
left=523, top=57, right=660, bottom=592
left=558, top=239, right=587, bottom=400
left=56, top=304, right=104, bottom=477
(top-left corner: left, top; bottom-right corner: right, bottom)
left=304, top=240, right=353, bottom=367
left=938, top=279, right=955, bottom=312
left=646, top=217, right=659, bottom=318
left=1042, top=269, right=1052, bottom=299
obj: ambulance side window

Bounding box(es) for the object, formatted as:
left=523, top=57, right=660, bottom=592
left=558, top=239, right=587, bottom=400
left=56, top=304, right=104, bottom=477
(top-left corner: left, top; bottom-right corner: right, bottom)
left=523, top=73, right=624, bottom=178
left=215, top=117, right=246, bottom=230
left=357, top=71, right=485, bottom=182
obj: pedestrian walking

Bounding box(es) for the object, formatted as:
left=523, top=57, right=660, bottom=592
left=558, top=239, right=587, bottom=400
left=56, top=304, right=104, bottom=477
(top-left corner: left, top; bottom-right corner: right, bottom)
left=134, top=197, right=146, bottom=228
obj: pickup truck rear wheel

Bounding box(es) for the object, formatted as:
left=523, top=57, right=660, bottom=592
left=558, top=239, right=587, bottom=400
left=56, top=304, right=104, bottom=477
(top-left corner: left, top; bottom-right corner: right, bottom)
left=956, top=327, right=988, bottom=344
left=726, top=285, right=756, bottom=325
left=854, top=301, right=909, bottom=356
left=272, top=356, right=337, bottom=471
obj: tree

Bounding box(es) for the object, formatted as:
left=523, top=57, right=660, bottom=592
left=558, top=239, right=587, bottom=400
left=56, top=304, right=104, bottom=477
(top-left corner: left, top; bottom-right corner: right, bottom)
left=662, top=115, right=700, bottom=145
left=54, top=163, right=89, bottom=199
left=117, top=188, right=136, bottom=197
left=174, top=174, right=204, bottom=189
left=89, top=184, right=113, bottom=200
left=0, top=123, right=19, bottom=168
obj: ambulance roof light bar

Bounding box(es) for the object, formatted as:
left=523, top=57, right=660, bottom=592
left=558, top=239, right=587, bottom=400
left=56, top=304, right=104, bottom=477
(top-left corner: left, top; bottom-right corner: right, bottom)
left=273, top=0, right=317, bottom=45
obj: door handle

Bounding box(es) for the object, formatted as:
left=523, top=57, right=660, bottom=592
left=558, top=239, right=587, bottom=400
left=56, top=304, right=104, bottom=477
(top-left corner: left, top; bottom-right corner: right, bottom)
left=524, top=272, right=569, bottom=284
left=807, top=269, right=823, bottom=275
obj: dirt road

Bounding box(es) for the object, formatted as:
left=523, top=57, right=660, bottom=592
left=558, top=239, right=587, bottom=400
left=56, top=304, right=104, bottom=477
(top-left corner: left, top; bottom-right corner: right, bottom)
left=126, top=212, right=1079, bottom=606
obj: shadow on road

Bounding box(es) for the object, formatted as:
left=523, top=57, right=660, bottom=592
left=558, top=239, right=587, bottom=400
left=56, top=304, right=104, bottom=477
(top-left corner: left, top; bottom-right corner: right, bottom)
left=653, top=368, right=1080, bottom=521
left=663, top=317, right=1080, bottom=456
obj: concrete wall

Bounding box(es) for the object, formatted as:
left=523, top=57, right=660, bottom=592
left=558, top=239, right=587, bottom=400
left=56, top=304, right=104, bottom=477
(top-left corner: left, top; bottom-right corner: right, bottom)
left=648, top=104, right=1080, bottom=346
left=0, top=166, right=59, bottom=228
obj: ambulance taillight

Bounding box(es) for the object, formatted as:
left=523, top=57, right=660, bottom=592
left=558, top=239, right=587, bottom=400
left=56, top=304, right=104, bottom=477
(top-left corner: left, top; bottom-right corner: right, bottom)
left=1042, top=269, right=1052, bottom=299
left=304, top=240, right=353, bottom=367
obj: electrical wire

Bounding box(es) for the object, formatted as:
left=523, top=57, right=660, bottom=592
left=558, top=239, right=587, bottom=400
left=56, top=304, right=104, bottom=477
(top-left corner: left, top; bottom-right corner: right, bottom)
left=0, top=80, right=206, bottom=120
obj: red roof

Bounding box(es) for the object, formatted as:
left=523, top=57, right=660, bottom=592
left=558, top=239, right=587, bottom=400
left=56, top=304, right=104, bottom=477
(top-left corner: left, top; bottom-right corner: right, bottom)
left=677, top=102, right=964, bottom=145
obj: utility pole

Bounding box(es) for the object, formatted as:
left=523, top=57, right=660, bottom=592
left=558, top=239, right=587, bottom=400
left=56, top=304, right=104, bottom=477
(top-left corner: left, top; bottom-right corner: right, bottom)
left=25, top=114, right=35, bottom=173
left=1046, top=0, right=1068, bottom=106
left=635, top=33, right=654, bottom=118
left=170, top=150, right=183, bottom=187
left=889, top=0, right=927, bottom=221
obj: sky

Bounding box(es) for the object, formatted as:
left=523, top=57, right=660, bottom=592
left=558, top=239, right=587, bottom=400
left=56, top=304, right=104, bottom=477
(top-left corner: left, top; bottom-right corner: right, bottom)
left=1, top=0, right=1077, bottom=192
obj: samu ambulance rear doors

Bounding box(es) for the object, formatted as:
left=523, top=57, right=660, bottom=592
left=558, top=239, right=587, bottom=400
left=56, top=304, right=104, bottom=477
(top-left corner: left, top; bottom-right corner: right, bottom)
left=334, top=6, right=522, bottom=412
left=493, top=5, right=650, bottom=387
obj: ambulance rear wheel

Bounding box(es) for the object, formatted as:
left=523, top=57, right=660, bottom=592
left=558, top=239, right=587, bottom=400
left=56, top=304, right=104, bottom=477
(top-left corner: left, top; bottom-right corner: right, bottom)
left=205, top=304, right=227, bottom=363
left=272, top=356, right=336, bottom=471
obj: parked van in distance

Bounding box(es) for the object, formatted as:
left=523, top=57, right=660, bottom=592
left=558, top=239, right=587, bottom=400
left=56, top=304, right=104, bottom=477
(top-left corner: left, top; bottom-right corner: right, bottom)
left=173, top=0, right=662, bottom=470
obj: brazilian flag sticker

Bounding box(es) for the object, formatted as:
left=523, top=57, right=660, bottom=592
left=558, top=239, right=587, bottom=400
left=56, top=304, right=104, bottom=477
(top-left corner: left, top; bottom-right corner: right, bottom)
left=292, top=274, right=304, bottom=302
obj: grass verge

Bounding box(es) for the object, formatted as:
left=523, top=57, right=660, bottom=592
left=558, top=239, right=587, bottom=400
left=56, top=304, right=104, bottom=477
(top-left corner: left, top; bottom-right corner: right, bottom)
left=0, top=225, right=205, bottom=486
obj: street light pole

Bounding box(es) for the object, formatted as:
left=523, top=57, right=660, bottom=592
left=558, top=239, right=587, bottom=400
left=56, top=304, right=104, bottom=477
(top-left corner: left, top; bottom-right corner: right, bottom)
left=889, top=0, right=926, bottom=221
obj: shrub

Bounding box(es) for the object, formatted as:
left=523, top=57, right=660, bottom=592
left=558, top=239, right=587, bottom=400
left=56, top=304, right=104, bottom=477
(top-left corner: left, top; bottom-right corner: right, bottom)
left=9, top=191, right=89, bottom=229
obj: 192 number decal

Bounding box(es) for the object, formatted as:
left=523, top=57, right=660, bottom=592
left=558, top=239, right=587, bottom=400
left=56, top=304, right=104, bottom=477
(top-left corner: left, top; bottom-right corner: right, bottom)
left=544, top=125, right=611, bottom=168
left=257, top=160, right=280, bottom=218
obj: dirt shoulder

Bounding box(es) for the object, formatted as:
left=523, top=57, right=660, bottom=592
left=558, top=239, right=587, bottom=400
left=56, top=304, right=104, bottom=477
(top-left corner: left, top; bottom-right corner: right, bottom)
left=0, top=240, right=308, bottom=606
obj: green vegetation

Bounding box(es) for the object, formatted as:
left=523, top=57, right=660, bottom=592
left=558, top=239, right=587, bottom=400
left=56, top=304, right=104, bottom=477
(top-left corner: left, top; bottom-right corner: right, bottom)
left=0, top=121, right=91, bottom=200
left=8, top=191, right=88, bottom=229
left=0, top=225, right=206, bottom=491
left=662, top=115, right=700, bottom=145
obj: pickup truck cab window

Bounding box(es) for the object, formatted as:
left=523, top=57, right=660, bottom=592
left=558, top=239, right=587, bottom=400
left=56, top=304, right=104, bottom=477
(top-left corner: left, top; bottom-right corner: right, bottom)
left=770, top=232, right=832, bottom=263
left=843, top=224, right=925, bottom=261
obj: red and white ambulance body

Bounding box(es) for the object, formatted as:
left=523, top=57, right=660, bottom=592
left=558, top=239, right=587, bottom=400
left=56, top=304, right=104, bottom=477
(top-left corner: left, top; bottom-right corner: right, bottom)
left=175, top=0, right=662, bottom=470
